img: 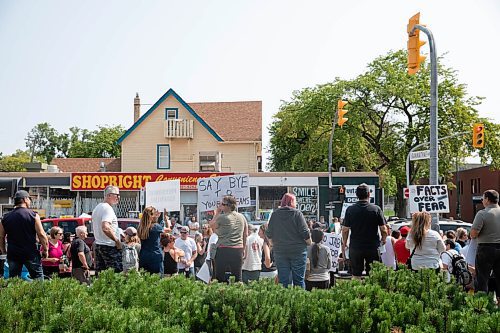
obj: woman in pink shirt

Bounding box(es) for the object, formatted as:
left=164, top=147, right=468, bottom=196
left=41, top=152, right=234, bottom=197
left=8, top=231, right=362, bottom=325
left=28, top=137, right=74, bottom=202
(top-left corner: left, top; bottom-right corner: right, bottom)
left=41, top=227, right=64, bottom=277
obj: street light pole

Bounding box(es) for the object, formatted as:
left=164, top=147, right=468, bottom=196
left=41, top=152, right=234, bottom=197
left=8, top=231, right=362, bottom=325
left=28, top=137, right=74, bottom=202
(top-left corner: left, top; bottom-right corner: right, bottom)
left=410, top=23, right=439, bottom=231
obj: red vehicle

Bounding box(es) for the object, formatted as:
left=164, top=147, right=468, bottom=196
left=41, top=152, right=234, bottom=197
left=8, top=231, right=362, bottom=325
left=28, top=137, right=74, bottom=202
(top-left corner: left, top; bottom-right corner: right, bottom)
left=41, top=217, right=92, bottom=235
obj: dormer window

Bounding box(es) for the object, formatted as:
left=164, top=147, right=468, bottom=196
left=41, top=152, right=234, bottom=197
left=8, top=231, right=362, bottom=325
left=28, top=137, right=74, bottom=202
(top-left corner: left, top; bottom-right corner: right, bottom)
left=165, top=108, right=178, bottom=120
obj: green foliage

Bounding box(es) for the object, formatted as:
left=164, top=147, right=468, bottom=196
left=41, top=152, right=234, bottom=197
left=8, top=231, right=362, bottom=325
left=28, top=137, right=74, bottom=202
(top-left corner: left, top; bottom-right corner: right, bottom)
left=0, top=265, right=499, bottom=332
left=20, top=123, right=125, bottom=161
left=0, top=149, right=31, bottom=172
left=25, top=122, right=61, bottom=164
left=268, top=49, right=500, bottom=217
left=66, top=125, right=125, bottom=158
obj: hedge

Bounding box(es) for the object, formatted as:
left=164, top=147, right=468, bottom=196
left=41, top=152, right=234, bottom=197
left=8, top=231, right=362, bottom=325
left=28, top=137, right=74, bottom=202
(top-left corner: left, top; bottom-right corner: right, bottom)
left=0, top=263, right=499, bottom=333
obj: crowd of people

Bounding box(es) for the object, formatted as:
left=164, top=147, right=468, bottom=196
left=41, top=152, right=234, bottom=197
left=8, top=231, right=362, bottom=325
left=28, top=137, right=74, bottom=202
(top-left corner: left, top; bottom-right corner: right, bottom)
left=0, top=185, right=499, bottom=301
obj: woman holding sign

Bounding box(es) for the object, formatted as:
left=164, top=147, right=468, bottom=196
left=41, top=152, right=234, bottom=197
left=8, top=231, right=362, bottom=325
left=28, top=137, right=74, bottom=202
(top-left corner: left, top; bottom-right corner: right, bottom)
left=406, top=211, right=445, bottom=271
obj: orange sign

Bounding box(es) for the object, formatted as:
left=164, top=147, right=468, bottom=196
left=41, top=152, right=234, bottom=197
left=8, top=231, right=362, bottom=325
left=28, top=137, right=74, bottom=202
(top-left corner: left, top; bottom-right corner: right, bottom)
left=71, top=172, right=233, bottom=191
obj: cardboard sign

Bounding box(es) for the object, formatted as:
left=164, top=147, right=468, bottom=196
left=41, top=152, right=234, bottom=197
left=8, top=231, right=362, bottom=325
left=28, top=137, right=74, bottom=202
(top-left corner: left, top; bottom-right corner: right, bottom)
left=197, top=174, right=251, bottom=212
left=409, top=185, right=449, bottom=213
left=145, top=180, right=181, bottom=212
left=322, top=232, right=342, bottom=272
left=340, top=184, right=376, bottom=218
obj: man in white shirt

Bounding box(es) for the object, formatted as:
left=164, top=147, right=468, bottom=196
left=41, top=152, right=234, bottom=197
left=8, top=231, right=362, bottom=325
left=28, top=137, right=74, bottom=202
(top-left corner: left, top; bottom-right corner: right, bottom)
left=242, top=224, right=264, bottom=283
left=174, top=226, right=197, bottom=277
left=92, top=185, right=122, bottom=273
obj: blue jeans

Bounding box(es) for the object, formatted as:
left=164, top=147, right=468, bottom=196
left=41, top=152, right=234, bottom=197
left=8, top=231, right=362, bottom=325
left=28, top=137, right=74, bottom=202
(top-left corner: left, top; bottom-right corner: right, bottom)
left=274, top=249, right=307, bottom=288
left=8, top=254, right=44, bottom=280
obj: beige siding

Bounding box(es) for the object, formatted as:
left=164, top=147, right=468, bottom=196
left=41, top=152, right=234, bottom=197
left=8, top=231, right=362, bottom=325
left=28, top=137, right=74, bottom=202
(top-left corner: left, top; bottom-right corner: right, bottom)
left=121, top=95, right=260, bottom=173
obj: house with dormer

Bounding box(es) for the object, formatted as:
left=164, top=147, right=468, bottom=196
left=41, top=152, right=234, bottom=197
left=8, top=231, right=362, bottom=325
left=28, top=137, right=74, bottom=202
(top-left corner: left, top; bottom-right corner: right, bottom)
left=117, top=89, right=262, bottom=173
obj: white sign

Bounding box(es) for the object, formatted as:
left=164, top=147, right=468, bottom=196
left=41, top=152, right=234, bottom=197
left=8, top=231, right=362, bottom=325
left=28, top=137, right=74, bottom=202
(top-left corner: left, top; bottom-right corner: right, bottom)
left=145, top=180, right=180, bottom=212
left=197, top=174, right=251, bottom=212
left=322, top=232, right=342, bottom=272
left=410, top=150, right=430, bottom=161
left=409, top=185, right=449, bottom=213
left=340, top=184, right=376, bottom=218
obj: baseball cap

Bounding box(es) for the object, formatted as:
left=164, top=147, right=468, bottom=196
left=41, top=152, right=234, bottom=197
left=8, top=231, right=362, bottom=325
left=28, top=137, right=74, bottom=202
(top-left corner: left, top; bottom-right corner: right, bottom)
left=400, top=226, right=411, bottom=236
left=14, top=190, right=30, bottom=200
left=124, top=226, right=137, bottom=236
left=180, top=226, right=189, bottom=233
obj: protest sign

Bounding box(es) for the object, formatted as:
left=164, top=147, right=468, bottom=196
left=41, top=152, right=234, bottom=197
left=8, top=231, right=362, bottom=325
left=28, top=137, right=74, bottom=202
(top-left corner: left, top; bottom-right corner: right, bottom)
left=322, top=232, right=342, bottom=272
left=197, top=174, right=250, bottom=212
left=340, top=184, right=376, bottom=218
left=292, top=186, right=318, bottom=220
left=409, top=185, right=449, bottom=214
left=145, top=180, right=180, bottom=212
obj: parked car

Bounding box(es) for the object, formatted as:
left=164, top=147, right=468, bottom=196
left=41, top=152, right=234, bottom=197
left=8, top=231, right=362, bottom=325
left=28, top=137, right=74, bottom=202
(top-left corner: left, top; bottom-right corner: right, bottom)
left=393, top=219, right=472, bottom=234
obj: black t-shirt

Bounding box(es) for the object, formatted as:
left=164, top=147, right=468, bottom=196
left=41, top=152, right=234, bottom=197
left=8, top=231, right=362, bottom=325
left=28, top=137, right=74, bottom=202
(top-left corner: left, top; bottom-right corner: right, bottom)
left=343, top=201, right=385, bottom=250
left=1, top=207, right=38, bottom=261
left=70, top=238, right=92, bottom=269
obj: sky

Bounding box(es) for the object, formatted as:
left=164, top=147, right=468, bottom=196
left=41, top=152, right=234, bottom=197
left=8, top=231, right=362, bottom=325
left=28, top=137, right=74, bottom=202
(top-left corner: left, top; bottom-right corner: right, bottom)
left=0, top=0, right=499, bottom=169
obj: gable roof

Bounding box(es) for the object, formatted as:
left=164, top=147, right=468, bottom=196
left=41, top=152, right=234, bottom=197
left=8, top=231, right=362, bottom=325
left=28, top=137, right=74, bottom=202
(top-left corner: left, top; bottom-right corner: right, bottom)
left=51, top=158, right=121, bottom=172
left=117, top=88, right=262, bottom=144
left=189, top=101, right=261, bottom=142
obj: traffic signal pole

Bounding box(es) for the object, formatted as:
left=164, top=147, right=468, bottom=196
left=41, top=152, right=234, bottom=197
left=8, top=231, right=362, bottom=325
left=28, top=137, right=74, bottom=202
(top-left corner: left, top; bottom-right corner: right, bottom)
left=409, top=22, right=440, bottom=231
left=328, top=107, right=339, bottom=224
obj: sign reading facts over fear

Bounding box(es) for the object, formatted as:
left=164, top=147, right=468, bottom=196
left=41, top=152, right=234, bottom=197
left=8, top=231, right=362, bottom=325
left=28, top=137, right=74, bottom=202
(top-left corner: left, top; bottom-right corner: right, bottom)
left=409, top=185, right=450, bottom=214
left=71, top=172, right=233, bottom=191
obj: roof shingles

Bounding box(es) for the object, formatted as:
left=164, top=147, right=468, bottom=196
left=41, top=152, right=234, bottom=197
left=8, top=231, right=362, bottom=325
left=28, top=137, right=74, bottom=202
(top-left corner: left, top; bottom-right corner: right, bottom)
left=51, top=158, right=121, bottom=173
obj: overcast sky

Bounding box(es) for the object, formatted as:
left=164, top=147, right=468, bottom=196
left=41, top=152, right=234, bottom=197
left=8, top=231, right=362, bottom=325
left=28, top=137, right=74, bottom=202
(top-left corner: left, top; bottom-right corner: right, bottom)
left=1, top=0, right=498, bottom=168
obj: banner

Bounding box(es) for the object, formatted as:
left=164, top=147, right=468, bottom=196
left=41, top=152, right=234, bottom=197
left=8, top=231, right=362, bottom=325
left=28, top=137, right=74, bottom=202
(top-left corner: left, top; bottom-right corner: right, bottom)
left=409, top=185, right=449, bottom=213
left=71, top=172, right=232, bottom=191
left=197, top=174, right=251, bottom=212
left=340, top=184, right=376, bottom=218
left=322, top=232, right=342, bottom=272
left=145, top=180, right=180, bottom=212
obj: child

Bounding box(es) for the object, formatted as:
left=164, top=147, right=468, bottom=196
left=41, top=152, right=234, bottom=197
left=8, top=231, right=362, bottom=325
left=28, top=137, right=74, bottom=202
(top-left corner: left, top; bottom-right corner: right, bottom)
left=306, top=229, right=332, bottom=291
left=122, top=227, right=141, bottom=273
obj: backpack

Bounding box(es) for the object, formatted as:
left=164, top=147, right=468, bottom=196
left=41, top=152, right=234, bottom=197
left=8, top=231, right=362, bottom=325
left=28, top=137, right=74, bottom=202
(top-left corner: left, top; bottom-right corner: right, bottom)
left=444, top=252, right=473, bottom=288
left=122, top=244, right=139, bottom=272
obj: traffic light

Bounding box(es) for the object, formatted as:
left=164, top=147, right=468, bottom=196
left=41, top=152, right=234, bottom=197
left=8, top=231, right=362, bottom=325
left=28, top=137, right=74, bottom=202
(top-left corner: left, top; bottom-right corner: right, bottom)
left=337, top=100, right=348, bottom=128
left=473, top=123, right=485, bottom=148
left=407, top=12, right=426, bottom=75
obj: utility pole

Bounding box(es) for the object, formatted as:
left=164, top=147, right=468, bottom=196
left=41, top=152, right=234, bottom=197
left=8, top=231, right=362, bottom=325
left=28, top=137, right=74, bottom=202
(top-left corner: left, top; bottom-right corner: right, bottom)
left=408, top=13, right=439, bottom=231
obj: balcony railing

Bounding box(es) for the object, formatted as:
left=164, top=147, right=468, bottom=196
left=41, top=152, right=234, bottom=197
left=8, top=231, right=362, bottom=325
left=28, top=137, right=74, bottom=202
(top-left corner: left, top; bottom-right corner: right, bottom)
left=164, top=119, right=194, bottom=139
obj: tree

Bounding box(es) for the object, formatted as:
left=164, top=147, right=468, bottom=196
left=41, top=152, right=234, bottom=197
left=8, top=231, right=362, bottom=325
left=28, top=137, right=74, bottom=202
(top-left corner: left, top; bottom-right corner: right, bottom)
left=268, top=50, right=500, bottom=216
left=0, top=150, right=31, bottom=172
left=25, top=123, right=60, bottom=163
left=67, top=125, right=125, bottom=158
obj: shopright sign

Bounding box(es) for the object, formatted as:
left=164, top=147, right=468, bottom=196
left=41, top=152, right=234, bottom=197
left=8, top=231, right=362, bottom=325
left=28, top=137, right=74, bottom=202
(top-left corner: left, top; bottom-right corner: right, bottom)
left=409, top=185, right=449, bottom=213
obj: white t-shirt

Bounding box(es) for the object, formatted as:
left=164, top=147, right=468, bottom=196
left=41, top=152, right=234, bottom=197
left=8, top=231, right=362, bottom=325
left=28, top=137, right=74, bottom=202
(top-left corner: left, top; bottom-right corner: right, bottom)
left=381, top=236, right=396, bottom=270
left=406, top=229, right=446, bottom=270
left=242, top=232, right=264, bottom=271
left=441, top=249, right=460, bottom=282
left=206, top=233, right=219, bottom=260
left=188, top=221, right=200, bottom=236
left=92, top=202, right=119, bottom=246
left=174, top=237, right=197, bottom=269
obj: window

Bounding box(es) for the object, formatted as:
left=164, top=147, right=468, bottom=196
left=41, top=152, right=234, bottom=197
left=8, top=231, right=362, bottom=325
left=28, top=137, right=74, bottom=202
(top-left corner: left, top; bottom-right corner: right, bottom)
left=165, top=108, right=178, bottom=120
left=199, top=151, right=220, bottom=172
left=157, top=144, right=170, bottom=169
left=471, top=178, right=481, bottom=194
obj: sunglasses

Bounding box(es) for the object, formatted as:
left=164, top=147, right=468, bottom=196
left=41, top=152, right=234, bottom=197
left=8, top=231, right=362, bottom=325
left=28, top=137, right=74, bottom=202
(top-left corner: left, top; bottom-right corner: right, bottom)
left=180, top=231, right=188, bottom=234
left=221, top=203, right=228, bottom=206
left=57, top=232, right=63, bottom=235
left=109, top=193, right=120, bottom=198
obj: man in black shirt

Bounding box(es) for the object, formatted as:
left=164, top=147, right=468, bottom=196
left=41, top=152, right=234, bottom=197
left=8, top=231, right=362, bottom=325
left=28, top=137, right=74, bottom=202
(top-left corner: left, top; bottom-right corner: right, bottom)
left=0, top=190, right=49, bottom=279
left=71, top=225, right=92, bottom=285
left=341, top=184, right=386, bottom=278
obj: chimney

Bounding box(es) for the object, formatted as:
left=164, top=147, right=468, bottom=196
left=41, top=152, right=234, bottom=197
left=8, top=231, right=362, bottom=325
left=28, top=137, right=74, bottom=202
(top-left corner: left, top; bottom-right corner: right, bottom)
left=134, top=92, right=140, bottom=123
